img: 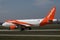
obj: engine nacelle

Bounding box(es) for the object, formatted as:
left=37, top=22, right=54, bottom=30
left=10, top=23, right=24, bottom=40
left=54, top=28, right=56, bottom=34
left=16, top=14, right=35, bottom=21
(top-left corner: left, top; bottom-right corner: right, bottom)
left=2, top=22, right=17, bottom=30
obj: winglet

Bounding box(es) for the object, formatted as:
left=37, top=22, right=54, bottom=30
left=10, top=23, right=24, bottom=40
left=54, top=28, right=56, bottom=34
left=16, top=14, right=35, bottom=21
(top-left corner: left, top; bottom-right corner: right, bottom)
left=40, top=6, right=56, bottom=26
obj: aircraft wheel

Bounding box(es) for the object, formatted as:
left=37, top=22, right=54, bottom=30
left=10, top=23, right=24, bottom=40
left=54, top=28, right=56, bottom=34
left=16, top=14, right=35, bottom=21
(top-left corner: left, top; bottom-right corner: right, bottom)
left=28, top=27, right=32, bottom=30
left=20, top=26, right=25, bottom=31
left=26, top=27, right=32, bottom=30
left=21, top=28, right=25, bottom=31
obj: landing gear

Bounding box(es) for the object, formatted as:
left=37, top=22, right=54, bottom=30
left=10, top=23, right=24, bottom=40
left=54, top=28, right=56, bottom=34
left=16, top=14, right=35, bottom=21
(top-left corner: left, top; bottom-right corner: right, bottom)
left=17, top=25, right=32, bottom=31
left=27, top=27, right=32, bottom=30
left=21, top=28, right=25, bottom=31
left=20, top=27, right=32, bottom=31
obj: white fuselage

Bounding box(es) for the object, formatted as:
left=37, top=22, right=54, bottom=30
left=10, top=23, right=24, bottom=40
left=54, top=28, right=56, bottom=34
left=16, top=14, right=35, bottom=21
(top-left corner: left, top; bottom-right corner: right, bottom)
left=2, top=19, right=58, bottom=27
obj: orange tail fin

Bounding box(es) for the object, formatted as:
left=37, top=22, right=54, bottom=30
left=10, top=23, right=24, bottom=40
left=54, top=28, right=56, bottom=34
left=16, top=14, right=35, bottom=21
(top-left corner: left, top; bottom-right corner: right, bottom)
left=40, top=6, right=56, bottom=26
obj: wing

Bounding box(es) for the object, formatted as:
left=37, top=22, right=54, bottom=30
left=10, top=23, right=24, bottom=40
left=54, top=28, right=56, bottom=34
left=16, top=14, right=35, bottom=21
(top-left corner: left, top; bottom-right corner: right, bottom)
left=6, top=20, right=33, bottom=27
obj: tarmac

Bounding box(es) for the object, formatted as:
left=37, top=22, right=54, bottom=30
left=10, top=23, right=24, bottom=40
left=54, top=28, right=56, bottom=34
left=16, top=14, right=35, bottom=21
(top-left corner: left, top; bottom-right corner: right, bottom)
left=0, top=29, right=60, bottom=40
left=0, top=29, right=60, bottom=35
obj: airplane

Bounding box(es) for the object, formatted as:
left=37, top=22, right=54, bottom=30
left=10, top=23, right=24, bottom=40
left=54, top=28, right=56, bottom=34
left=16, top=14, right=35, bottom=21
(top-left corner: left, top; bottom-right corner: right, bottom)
left=2, top=6, right=58, bottom=31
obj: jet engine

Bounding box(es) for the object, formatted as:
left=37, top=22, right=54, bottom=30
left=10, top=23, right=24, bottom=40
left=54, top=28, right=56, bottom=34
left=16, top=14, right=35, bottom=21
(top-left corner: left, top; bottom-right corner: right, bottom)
left=2, top=22, right=17, bottom=30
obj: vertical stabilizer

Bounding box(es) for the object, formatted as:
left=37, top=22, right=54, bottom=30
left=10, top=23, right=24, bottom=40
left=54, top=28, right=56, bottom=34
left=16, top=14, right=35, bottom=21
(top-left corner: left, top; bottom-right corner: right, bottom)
left=40, top=6, right=56, bottom=26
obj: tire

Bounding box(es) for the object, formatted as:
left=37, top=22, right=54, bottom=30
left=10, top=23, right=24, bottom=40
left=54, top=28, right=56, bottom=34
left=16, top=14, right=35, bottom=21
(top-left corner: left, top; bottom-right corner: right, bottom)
left=20, top=26, right=26, bottom=31
left=28, top=27, right=32, bottom=30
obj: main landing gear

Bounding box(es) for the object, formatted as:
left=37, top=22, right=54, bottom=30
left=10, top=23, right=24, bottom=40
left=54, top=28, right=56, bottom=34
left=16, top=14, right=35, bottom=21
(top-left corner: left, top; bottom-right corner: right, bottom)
left=20, top=26, right=32, bottom=31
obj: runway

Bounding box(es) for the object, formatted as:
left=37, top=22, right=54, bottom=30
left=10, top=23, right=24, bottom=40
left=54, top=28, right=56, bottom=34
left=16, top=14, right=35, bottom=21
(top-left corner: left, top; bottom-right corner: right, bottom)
left=0, top=29, right=60, bottom=31
left=0, top=34, right=60, bottom=37
left=0, top=29, right=60, bottom=40
left=0, top=29, right=60, bottom=35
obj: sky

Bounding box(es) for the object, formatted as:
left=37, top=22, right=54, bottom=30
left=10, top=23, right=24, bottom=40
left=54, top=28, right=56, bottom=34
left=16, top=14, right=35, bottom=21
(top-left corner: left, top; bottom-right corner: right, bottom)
left=0, top=0, right=60, bottom=22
